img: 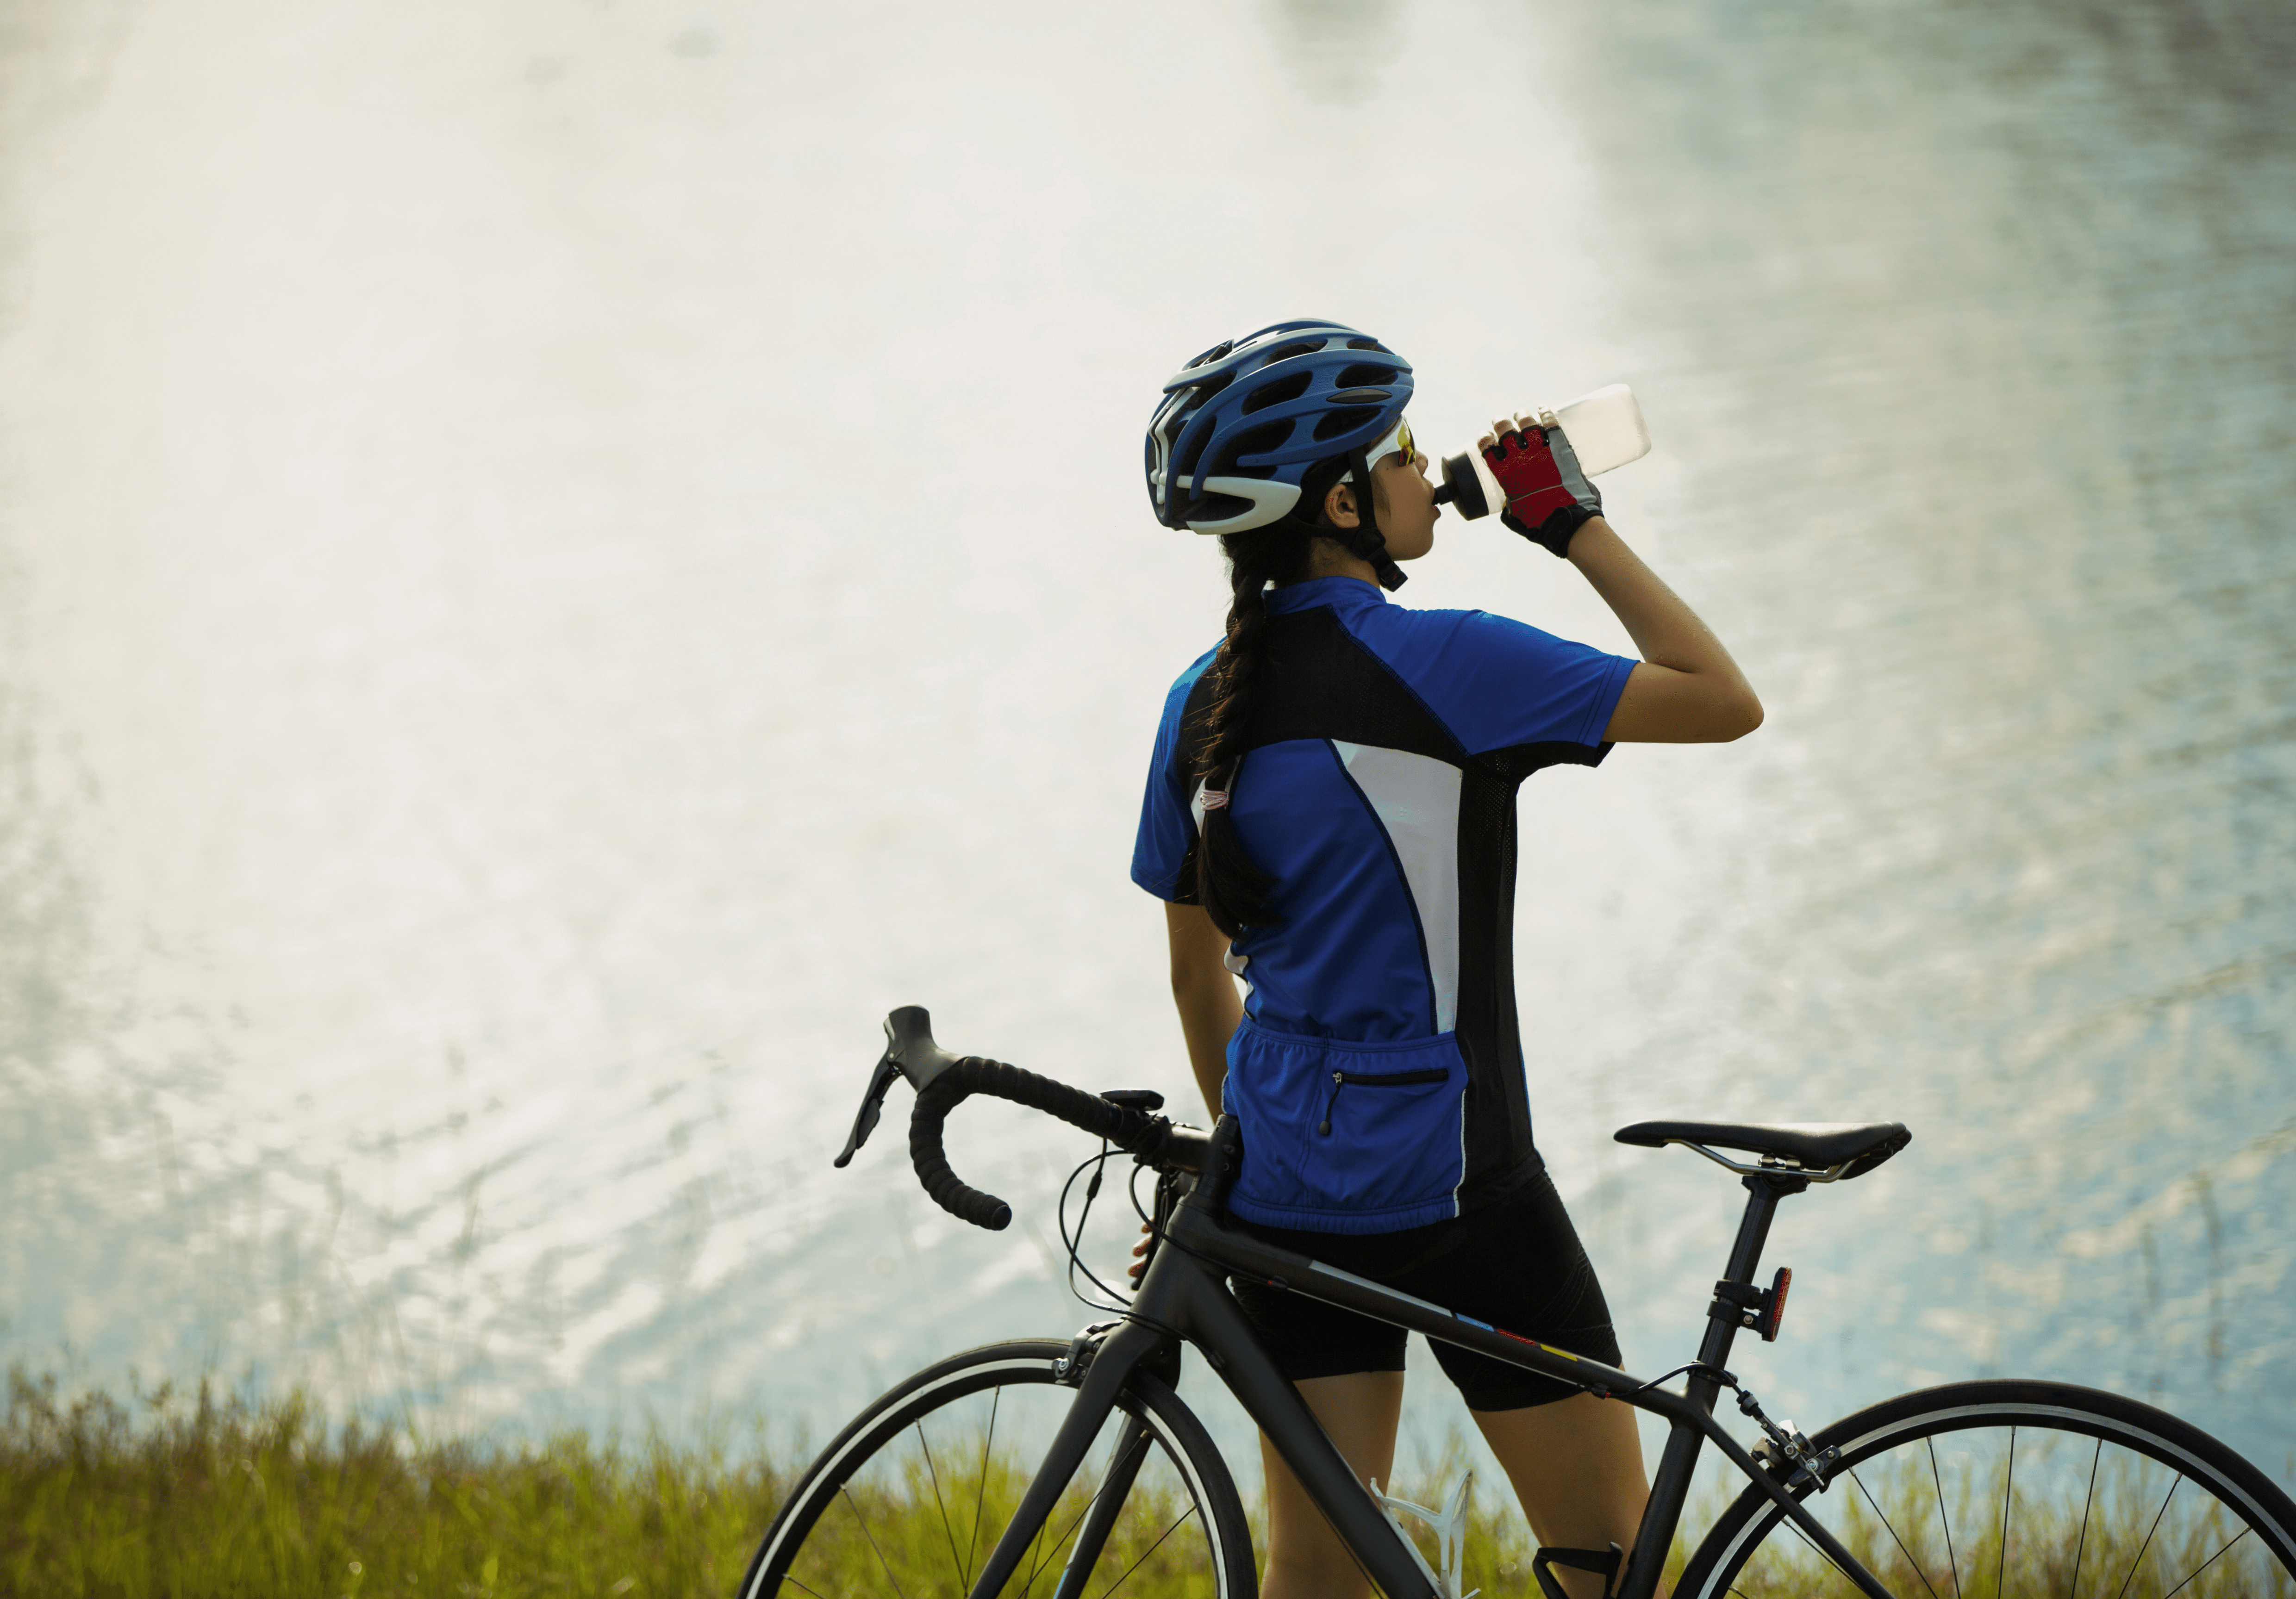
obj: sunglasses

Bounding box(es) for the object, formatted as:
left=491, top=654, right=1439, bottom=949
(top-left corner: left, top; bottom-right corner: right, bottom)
left=1351, top=417, right=1417, bottom=475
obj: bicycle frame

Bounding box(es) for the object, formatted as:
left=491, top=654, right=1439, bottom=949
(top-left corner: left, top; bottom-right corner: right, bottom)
left=965, top=1122, right=1893, bottom=1599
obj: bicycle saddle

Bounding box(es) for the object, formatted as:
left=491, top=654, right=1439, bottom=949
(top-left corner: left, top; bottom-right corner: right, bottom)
left=1614, top=1120, right=1910, bottom=1179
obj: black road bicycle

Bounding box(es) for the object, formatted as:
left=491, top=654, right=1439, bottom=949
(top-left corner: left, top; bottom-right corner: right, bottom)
left=740, top=1009, right=2296, bottom=1599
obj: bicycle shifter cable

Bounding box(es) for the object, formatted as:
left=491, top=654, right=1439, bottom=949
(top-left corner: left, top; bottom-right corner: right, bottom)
left=1059, top=1143, right=1134, bottom=1315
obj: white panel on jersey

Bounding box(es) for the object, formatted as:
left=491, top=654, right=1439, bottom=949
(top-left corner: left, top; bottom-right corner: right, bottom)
left=1329, top=742, right=1462, bottom=1032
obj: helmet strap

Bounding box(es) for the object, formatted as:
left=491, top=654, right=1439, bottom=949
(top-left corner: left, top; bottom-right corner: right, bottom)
left=1344, top=446, right=1409, bottom=591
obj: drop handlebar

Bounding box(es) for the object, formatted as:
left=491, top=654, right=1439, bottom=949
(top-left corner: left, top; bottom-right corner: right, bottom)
left=834, top=1006, right=1200, bottom=1232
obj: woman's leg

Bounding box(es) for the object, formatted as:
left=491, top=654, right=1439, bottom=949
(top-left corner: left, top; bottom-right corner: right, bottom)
left=1473, top=1392, right=1660, bottom=1599
left=1258, top=1370, right=1406, bottom=1599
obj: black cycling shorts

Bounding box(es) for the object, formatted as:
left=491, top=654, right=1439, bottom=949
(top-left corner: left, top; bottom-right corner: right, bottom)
left=1228, top=1158, right=1620, bottom=1411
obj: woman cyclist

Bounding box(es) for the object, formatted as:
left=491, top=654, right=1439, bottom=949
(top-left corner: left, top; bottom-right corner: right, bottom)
left=1131, top=321, right=1759, bottom=1599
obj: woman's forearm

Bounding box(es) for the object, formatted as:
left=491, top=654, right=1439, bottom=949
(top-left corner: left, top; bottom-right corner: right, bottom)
left=1570, top=517, right=1763, bottom=742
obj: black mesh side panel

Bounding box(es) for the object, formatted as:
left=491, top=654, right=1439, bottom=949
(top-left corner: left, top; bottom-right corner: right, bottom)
left=1453, top=740, right=1615, bottom=1190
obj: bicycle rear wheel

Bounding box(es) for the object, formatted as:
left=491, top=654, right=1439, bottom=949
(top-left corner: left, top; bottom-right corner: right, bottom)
left=1678, top=1379, right=2296, bottom=1599
left=737, top=1338, right=1256, bottom=1599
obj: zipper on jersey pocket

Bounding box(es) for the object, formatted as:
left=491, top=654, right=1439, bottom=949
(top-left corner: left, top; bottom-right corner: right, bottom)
left=1316, top=1067, right=1452, bottom=1136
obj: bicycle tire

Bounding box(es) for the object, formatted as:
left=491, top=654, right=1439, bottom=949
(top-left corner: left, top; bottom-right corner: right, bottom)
left=736, top=1338, right=1257, bottom=1599
left=1677, top=1378, right=2296, bottom=1599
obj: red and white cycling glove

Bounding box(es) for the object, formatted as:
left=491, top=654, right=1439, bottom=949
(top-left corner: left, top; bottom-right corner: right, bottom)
left=1483, top=416, right=1603, bottom=557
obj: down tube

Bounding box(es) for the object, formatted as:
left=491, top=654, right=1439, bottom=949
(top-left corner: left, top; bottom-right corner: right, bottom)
left=1172, top=1265, right=1442, bottom=1599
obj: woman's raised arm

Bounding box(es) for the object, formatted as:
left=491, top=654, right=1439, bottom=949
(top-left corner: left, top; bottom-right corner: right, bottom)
left=1569, top=516, right=1763, bottom=743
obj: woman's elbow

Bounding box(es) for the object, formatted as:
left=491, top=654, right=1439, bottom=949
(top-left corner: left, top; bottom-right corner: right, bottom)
left=1718, top=686, right=1764, bottom=741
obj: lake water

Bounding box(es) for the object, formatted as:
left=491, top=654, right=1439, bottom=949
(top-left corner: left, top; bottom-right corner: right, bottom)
left=2, top=0, right=2290, bottom=1493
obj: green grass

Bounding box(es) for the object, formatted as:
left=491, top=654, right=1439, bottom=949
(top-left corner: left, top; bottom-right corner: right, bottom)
left=0, top=1369, right=785, bottom=1598
left=0, top=1370, right=1610, bottom=1599
left=7, top=1370, right=2288, bottom=1599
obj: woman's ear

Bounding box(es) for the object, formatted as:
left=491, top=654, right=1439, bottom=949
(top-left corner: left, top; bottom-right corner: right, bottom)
left=1321, top=480, right=1360, bottom=529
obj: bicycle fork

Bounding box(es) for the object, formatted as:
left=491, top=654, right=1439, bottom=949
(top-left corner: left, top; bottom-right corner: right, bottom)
left=964, top=1319, right=1166, bottom=1599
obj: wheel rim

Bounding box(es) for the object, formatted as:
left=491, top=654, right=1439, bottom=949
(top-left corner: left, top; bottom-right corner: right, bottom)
left=1703, top=1404, right=2295, bottom=1599
left=758, top=1356, right=1233, bottom=1599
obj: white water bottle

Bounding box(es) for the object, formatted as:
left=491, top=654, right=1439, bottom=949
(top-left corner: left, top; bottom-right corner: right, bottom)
left=1431, top=383, right=1652, bottom=520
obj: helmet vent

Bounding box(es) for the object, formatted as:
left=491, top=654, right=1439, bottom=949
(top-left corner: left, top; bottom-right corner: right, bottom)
left=1218, top=420, right=1293, bottom=476
left=1336, top=364, right=1399, bottom=389
left=1325, top=386, right=1391, bottom=404
left=1312, top=407, right=1379, bottom=442
left=1345, top=337, right=1389, bottom=352
left=1265, top=341, right=1323, bottom=365
left=1240, top=373, right=1312, bottom=414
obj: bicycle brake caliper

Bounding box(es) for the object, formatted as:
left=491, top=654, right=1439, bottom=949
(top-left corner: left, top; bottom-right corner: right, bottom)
left=1368, top=1473, right=1479, bottom=1599
left=1053, top=1321, right=1120, bottom=1389
left=1737, top=1386, right=1840, bottom=1492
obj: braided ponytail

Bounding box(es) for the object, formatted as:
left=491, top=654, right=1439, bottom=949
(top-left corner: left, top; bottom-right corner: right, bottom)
left=1189, top=524, right=1308, bottom=935
left=1186, top=448, right=1376, bottom=934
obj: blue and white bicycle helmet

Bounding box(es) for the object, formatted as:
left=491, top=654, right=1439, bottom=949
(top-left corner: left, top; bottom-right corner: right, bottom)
left=1145, top=320, right=1415, bottom=535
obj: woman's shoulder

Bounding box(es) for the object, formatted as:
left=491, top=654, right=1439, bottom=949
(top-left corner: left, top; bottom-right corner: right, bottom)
left=1356, top=601, right=1577, bottom=656
left=1145, top=640, right=1223, bottom=737
left=1162, top=640, right=1222, bottom=702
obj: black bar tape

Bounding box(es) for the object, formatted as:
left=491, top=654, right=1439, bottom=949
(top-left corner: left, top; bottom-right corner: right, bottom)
left=908, top=1058, right=1161, bottom=1232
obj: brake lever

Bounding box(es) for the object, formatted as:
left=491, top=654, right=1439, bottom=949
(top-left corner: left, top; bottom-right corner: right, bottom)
left=834, top=1005, right=967, bottom=1168
left=833, top=1051, right=902, bottom=1169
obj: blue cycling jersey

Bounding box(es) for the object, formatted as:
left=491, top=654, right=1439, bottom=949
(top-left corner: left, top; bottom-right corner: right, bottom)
left=1133, top=577, right=1636, bottom=1234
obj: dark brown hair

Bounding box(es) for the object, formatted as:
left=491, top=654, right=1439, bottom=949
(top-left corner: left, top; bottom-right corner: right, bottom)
left=1187, top=454, right=1373, bottom=936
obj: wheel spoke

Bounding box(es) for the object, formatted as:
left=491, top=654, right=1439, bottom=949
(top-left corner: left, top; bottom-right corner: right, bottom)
left=1093, top=1504, right=1200, bottom=1599
left=917, top=1419, right=970, bottom=1590
left=2158, top=1526, right=2254, bottom=1599
left=967, top=1387, right=1001, bottom=1587
left=2069, top=1436, right=2102, bottom=1599
left=1849, top=1465, right=1945, bottom=1599
left=1998, top=1426, right=2016, bottom=1599
left=842, top=1482, right=913, bottom=1599
left=1773, top=1500, right=1868, bottom=1593
left=1930, top=1436, right=1965, bottom=1599
left=2111, top=1476, right=2183, bottom=1599
left=777, top=1574, right=832, bottom=1599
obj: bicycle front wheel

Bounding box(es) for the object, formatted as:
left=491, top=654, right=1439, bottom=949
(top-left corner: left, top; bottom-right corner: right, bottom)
left=737, top=1338, right=1256, bottom=1599
left=1678, top=1379, right=2296, bottom=1599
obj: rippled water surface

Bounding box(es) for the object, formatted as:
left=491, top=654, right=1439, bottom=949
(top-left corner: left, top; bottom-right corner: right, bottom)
left=2, top=0, right=2290, bottom=1481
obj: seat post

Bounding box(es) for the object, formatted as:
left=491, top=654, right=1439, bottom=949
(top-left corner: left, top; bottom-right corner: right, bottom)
left=1626, top=1169, right=1809, bottom=1599
left=1718, top=1169, right=1806, bottom=1288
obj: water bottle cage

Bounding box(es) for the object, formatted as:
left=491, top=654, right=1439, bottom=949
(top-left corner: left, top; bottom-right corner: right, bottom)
left=1532, top=1542, right=1624, bottom=1599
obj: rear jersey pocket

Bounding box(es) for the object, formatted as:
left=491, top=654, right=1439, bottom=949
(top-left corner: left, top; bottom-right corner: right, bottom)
left=1223, top=1022, right=1468, bottom=1233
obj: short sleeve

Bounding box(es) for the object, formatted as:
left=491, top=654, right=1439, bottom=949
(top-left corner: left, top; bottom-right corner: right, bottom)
left=1400, top=611, right=1638, bottom=756
left=1130, top=649, right=1218, bottom=902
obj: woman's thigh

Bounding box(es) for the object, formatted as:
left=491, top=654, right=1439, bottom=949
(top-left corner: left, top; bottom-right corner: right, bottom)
left=1474, top=1393, right=1657, bottom=1599
left=1259, top=1371, right=1405, bottom=1599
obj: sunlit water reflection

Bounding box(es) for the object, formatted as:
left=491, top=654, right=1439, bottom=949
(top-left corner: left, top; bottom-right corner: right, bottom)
left=0, top=0, right=2289, bottom=1492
